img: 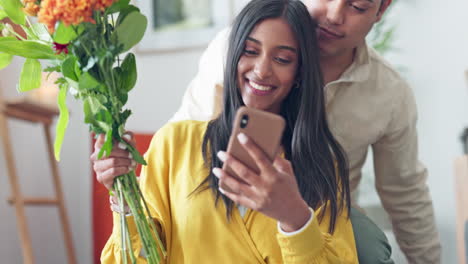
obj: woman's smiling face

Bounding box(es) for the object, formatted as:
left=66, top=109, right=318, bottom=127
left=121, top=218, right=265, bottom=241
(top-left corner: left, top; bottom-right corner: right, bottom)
left=237, top=18, right=299, bottom=114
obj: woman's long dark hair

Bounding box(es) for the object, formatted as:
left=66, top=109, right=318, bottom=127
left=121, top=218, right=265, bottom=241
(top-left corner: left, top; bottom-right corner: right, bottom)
left=196, top=0, right=350, bottom=233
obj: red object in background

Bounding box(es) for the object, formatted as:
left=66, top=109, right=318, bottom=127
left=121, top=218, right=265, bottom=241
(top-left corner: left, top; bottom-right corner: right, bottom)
left=92, top=133, right=154, bottom=264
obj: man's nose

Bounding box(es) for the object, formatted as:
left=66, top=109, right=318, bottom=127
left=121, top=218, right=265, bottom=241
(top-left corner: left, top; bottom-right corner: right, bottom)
left=327, top=0, right=345, bottom=25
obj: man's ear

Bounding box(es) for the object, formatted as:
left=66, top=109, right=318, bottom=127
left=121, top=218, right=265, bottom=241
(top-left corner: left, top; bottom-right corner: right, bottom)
left=376, top=0, right=393, bottom=22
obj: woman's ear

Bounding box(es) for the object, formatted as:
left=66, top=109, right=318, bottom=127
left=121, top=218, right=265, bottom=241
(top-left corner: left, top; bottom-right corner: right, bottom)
left=294, top=72, right=302, bottom=89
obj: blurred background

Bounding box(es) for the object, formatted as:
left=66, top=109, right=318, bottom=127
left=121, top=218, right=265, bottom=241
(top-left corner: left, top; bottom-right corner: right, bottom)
left=1, top=0, right=467, bottom=263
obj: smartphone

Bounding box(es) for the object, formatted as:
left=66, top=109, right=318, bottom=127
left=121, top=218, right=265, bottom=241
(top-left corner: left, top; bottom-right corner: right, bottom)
left=221, top=107, right=285, bottom=190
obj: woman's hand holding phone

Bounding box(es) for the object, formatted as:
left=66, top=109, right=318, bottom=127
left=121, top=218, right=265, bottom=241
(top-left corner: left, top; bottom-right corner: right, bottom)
left=213, top=133, right=311, bottom=232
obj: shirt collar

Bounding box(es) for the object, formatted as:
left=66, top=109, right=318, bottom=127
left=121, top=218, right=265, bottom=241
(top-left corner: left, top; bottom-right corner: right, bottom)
left=335, top=43, right=371, bottom=84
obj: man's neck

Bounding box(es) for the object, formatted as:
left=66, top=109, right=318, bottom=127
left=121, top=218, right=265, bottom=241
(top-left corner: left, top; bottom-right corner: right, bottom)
left=319, top=48, right=356, bottom=85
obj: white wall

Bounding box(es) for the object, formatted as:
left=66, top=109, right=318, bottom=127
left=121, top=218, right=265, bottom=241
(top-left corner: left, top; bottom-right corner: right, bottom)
left=1, top=0, right=467, bottom=263
left=358, top=0, right=468, bottom=263
left=392, top=0, right=468, bottom=262
left=0, top=57, right=95, bottom=263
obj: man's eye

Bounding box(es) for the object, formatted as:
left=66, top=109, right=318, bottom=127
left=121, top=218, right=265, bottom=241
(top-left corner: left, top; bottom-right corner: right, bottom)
left=352, top=5, right=366, bottom=12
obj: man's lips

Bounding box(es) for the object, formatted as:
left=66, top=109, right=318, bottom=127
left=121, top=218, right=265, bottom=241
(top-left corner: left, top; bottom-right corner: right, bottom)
left=318, top=26, right=344, bottom=40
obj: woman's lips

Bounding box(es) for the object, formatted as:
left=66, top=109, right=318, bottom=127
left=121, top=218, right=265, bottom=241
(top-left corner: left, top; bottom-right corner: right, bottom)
left=247, top=79, right=275, bottom=96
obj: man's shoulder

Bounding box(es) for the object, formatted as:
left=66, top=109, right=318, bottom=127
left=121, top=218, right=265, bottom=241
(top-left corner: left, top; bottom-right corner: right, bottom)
left=205, top=27, right=231, bottom=55
left=363, top=46, right=411, bottom=95
left=367, top=47, right=405, bottom=84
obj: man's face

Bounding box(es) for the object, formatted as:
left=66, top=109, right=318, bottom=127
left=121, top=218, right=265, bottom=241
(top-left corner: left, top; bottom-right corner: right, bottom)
left=304, top=0, right=390, bottom=58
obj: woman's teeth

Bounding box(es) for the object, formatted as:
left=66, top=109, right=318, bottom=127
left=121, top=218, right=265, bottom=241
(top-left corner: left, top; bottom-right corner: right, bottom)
left=249, top=80, right=273, bottom=91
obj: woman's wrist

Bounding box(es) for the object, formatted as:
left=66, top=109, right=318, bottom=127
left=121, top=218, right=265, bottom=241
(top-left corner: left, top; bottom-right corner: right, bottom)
left=279, top=200, right=312, bottom=232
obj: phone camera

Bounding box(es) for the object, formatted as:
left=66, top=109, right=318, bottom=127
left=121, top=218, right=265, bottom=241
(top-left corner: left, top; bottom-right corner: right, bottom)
left=240, top=114, right=249, bottom=128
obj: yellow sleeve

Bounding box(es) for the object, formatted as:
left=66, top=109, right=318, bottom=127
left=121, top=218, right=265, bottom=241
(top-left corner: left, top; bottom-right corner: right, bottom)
left=276, top=206, right=358, bottom=264
left=101, top=125, right=176, bottom=263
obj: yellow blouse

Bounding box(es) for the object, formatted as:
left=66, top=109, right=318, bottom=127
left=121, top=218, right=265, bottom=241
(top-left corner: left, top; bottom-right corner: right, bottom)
left=101, top=120, right=358, bottom=264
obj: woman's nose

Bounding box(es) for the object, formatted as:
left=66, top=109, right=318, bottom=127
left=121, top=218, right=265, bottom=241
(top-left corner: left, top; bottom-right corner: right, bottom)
left=253, top=56, right=272, bottom=79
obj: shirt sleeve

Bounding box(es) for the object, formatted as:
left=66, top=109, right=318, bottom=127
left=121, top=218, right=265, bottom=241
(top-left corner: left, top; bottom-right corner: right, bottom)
left=277, top=208, right=315, bottom=236
left=101, top=127, right=174, bottom=264
left=169, top=28, right=230, bottom=123
left=372, top=80, right=441, bottom=263
left=276, top=206, right=358, bottom=264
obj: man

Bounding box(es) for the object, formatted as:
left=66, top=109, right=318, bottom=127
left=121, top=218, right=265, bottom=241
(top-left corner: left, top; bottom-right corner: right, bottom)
left=170, top=0, right=441, bottom=263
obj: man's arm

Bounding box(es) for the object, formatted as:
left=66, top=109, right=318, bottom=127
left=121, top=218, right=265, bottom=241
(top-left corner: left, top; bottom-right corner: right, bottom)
left=372, top=81, right=441, bottom=263
left=169, top=28, right=230, bottom=123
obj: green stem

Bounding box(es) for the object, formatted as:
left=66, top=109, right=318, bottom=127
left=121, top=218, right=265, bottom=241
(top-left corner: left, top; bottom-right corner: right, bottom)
left=116, top=171, right=165, bottom=264
left=6, top=26, right=26, bottom=41
left=25, top=17, right=39, bottom=39
left=117, top=180, right=129, bottom=264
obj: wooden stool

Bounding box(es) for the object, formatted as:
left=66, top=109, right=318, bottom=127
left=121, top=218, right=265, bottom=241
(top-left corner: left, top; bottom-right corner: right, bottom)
left=0, top=98, right=77, bottom=264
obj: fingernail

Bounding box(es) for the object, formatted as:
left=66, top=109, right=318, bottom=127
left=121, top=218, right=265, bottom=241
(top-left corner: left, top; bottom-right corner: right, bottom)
left=128, top=166, right=133, bottom=172
left=237, top=133, right=248, bottom=144
left=131, top=160, right=136, bottom=168
left=217, top=151, right=227, bottom=162
left=118, top=142, right=127, bottom=150
left=123, top=134, right=132, bottom=141
left=212, top=167, right=221, bottom=178
left=128, top=152, right=133, bottom=158
left=219, top=187, right=226, bottom=194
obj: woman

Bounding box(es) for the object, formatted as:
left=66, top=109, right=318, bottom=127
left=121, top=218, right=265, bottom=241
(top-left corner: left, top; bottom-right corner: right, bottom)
left=93, top=0, right=358, bottom=262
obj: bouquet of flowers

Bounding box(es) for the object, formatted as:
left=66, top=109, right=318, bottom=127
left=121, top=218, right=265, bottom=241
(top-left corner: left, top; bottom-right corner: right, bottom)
left=0, top=0, right=165, bottom=263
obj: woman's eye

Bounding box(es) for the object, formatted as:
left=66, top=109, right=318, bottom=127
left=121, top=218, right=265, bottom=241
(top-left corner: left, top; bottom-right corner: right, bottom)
left=244, top=49, right=258, bottom=55
left=275, top=57, right=292, bottom=64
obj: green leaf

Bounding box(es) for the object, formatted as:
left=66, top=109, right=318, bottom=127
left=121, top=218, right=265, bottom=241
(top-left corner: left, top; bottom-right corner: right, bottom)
left=0, top=52, right=13, bottom=70
left=119, top=110, right=131, bottom=128
left=116, top=5, right=140, bottom=25
left=32, top=23, right=53, bottom=42
left=20, top=25, right=37, bottom=40
left=114, top=11, right=147, bottom=52
left=54, top=84, right=69, bottom=161
left=18, top=58, right=41, bottom=92
left=120, top=53, right=137, bottom=92
left=78, top=72, right=101, bottom=90
left=65, top=77, right=79, bottom=95
left=106, top=0, right=131, bottom=14
left=0, top=8, right=8, bottom=20
left=74, top=59, right=82, bottom=78
left=0, top=37, right=57, bottom=59
left=53, top=22, right=77, bottom=44
left=61, top=56, right=78, bottom=81
left=44, top=65, right=61, bottom=72
left=83, top=96, right=113, bottom=132
left=127, top=144, right=147, bottom=165
left=0, top=0, right=25, bottom=25
left=84, top=96, right=106, bottom=117
left=98, top=129, right=113, bottom=159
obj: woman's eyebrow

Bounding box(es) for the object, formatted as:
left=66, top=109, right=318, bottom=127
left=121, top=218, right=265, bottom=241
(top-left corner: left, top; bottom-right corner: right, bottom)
left=246, top=37, right=297, bottom=53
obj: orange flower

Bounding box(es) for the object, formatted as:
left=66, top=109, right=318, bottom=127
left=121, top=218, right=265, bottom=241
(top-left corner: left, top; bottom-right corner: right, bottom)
left=94, top=0, right=116, bottom=11
left=37, top=0, right=116, bottom=33
left=22, top=0, right=40, bottom=16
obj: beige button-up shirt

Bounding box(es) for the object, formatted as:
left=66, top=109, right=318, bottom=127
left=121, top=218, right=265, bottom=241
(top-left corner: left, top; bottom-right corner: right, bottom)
left=170, top=29, right=441, bottom=263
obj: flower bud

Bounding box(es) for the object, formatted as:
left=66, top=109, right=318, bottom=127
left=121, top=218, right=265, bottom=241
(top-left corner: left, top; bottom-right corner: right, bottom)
left=1, top=23, right=13, bottom=37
